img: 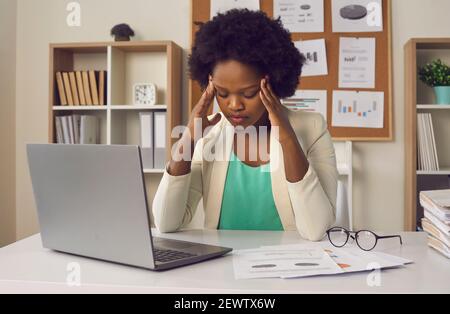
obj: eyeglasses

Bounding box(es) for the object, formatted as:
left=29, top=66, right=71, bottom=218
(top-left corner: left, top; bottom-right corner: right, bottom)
left=326, top=227, right=403, bottom=251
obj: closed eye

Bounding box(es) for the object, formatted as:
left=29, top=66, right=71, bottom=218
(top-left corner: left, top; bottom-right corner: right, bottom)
left=218, top=91, right=259, bottom=99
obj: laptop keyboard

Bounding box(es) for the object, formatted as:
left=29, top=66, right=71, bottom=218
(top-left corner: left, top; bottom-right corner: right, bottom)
left=153, top=248, right=196, bottom=263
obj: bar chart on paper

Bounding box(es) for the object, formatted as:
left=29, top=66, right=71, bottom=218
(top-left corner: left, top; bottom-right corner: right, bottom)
left=332, top=91, right=384, bottom=128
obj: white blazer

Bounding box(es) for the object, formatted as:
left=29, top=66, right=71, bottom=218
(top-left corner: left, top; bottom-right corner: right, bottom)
left=152, top=106, right=338, bottom=241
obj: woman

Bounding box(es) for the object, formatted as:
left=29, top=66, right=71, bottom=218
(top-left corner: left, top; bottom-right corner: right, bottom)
left=152, top=9, right=338, bottom=241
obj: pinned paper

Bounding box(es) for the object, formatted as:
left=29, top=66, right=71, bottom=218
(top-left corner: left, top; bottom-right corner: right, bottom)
left=339, top=37, right=376, bottom=89
left=295, top=39, right=328, bottom=77
left=332, top=0, right=383, bottom=33
left=274, top=0, right=324, bottom=33
left=282, top=90, right=328, bottom=121
left=332, top=90, right=384, bottom=128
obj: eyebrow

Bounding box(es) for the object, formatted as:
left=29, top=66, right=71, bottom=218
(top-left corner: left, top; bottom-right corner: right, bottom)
left=213, top=83, right=260, bottom=92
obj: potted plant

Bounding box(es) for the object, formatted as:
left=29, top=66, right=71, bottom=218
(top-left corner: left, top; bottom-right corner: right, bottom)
left=418, top=59, right=450, bottom=105
left=110, top=23, right=135, bottom=42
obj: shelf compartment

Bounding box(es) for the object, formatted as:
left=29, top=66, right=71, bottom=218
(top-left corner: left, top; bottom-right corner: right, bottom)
left=53, top=110, right=107, bottom=145
left=109, top=46, right=168, bottom=107
left=51, top=45, right=108, bottom=107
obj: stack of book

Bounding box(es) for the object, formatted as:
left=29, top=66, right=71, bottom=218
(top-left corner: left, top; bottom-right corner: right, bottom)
left=420, top=190, right=450, bottom=259
left=417, top=113, right=439, bottom=171
left=55, top=70, right=107, bottom=106
left=55, top=115, right=99, bottom=144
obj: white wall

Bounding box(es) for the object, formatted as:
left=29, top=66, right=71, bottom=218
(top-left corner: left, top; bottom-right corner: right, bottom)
left=12, top=0, right=450, bottom=240
left=351, top=0, right=450, bottom=232
left=15, top=0, right=190, bottom=239
left=0, top=0, right=17, bottom=246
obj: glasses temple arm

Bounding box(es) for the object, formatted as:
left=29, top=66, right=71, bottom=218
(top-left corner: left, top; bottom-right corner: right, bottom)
left=378, top=235, right=403, bottom=245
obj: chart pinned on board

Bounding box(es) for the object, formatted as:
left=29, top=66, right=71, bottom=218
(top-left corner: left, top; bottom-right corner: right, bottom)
left=332, top=90, right=384, bottom=128
left=282, top=90, right=327, bottom=121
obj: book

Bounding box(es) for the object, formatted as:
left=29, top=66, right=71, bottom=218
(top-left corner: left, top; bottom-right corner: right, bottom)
left=62, top=73, right=74, bottom=106
left=82, top=71, right=93, bottom=105
left=420, top=190, right=450, bottom=223
left=98, top=70, right=106, bottom=106
left=424, top=210, right=450, bottom=234
left=80, top=115, right=99, bottom=144
left=422, top=218, right=450, bottom=247
left=427, top=235, right=450, bottom=259
left=68, top=72, right=80, bottom=106
left=75, top=71, right=87, bottom=106
left=421, top=190, right=450, bottom=209
left=89, top=70, right=99, bottom=105
left=55, top=72, right=67, bottom=106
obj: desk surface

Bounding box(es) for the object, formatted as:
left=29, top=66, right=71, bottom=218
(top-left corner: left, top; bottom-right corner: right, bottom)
left=0, top=230, right=449, bottom=294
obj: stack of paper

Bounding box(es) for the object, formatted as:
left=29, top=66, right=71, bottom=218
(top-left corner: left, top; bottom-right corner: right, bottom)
left=417, top=113, right=440, bottom=172
left=232, top=243, right=412, bottom=280
left=420, top=190, right=450, bottom=259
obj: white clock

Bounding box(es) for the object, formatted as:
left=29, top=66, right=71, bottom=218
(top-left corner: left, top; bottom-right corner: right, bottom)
left=133, top=83, right=157, bottom=106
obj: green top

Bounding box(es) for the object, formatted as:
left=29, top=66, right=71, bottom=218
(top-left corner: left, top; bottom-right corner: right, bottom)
left=218, top=151, right=284, bottom=231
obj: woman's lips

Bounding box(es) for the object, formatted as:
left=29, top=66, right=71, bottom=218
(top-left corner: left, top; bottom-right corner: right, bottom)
left=229, top=115, right=248, bottom=123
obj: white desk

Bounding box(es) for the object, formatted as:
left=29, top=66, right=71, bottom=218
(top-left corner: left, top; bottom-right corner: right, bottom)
left=0, top=230, right=449, bottom=294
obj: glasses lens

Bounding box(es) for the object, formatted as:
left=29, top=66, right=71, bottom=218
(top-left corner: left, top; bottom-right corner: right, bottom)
left=356, top=231, right=377, bottom=251
left=328, top=228, right=348, bottom=247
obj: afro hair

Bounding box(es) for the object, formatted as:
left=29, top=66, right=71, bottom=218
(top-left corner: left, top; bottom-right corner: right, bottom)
left=188, top=9, right=305, bottom=99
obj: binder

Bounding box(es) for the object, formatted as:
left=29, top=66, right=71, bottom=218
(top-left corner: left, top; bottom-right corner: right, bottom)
left=55, top=116, right=64, bottom=144
left=139, top=112, right=154, bottom=169
left=61, top=116, right=71, bottom=144
left=80, top=115, right=99, bottom=144
left=153, top=112, right=167, bottom=169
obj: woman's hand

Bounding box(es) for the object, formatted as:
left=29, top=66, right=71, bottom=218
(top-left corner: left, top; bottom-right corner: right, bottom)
left=186, top=76, right=222, bottom=142
left=259, top=76, right=296, bottom=144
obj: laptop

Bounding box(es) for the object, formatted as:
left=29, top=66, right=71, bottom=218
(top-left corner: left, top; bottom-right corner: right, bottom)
left=26, top=144, right=232, bottom=271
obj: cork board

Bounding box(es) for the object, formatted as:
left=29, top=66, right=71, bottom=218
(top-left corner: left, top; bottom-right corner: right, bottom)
left=189, top=0, right=393, bottom=141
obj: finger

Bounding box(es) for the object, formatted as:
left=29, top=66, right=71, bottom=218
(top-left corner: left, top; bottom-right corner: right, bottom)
left=259, top=87, right=273, bottom=113
left=262, top=79, right=281, bottom=107
left=199, top=81, right=215, bottom=115
left=260, top=80, right=274, bottom=111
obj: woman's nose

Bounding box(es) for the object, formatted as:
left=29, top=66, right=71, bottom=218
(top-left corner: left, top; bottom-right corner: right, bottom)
left=228, top=96, right=244, bottom=111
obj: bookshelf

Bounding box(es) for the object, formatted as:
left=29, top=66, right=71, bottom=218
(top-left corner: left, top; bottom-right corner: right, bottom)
left=48, top=41, right=182, bottom=200
left=404, top=38, right=450, bottom=231
left=49, top=41, right=181, bottom=162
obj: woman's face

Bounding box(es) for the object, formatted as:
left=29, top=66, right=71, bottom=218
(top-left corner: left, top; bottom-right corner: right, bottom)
left=211, top=59, right=269, bottom=128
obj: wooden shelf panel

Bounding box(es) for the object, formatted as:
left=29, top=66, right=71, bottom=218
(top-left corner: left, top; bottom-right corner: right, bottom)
left=53, top=106, right=107, bottom=111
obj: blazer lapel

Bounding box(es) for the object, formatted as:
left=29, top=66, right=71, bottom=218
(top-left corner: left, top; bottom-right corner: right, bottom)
left=203, top=119, right=234, bottom=229
left=269, top=129, right=297, bottom=231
